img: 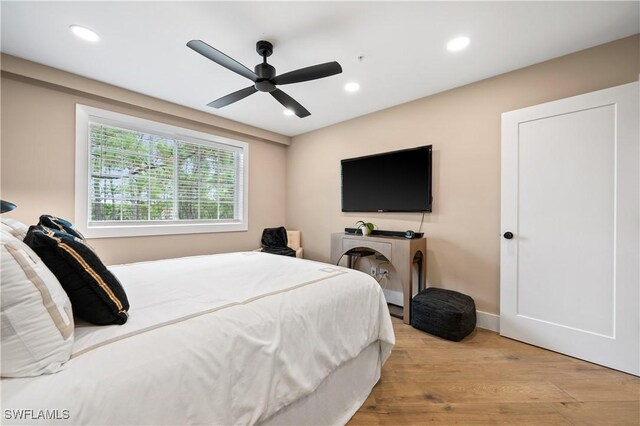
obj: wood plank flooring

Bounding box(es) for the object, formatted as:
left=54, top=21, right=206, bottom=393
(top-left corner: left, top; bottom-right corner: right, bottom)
left=349, top=318, right=640, bottom=425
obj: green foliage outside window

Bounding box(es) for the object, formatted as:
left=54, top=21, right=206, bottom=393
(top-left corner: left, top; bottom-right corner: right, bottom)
left=90, top=123, right=239, bottom=222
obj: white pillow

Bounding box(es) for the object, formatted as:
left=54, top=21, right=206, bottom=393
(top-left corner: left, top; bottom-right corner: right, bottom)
left=1, top=218, right=29, bottom=240
left=1, top=229, right=74, bottom=377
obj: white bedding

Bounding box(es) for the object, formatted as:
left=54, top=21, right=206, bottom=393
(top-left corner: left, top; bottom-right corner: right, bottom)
left=1, top=252, right=395, bottom=425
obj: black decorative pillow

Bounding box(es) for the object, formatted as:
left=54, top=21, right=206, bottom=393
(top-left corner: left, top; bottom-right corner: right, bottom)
left=38, top=215, right=85, bottom=240
left=24, top=226, right=129, bottom=325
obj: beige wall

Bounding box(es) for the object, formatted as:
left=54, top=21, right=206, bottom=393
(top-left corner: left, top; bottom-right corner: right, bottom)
left=286, top=35, right=640, bottom=315
left=2, top=36, right=638, bottom=312
left=1, top=69, right=288, bottom=265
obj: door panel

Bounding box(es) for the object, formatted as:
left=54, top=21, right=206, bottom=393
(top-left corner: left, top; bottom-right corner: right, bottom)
left=517, top=105, right=615, bottom=336
left=501, top=82, right=639, bottom=375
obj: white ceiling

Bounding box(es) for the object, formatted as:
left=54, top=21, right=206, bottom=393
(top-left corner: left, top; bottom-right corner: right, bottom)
left=1, top=2, right=638, bottom=137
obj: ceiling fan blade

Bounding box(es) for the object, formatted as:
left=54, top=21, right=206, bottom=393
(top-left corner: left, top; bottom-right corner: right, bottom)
left=270, top=89, right=311, bottom=118
left=207, top=86, right=257, bottom=108
left=273, top=61, right=342, bottom=85
left=187, top=40, right=257, bottom=82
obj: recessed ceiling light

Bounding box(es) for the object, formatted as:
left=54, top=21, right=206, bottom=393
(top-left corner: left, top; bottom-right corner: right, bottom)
left=344, top=82, right=360, bottom=93
left=447, top=36, right=470, bottom=52
left=69, top=25, right=100, bottom=42
left=283, top=109, right=295, bottom=116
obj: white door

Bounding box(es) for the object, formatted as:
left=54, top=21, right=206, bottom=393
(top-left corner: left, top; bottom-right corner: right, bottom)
left=500, top=82, right=639, bottom=375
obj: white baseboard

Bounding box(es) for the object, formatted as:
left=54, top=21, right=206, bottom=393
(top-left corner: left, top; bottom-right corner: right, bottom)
left=476, top=310, right=500, bottom=332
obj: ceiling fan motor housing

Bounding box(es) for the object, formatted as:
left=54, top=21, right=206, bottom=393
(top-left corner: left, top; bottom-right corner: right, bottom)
left=255, top=41, right=276, bottom=92
left=255, top=63, right=276, bottom=92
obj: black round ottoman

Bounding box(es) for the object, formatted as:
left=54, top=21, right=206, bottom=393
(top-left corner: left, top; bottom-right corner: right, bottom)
left=411, top=287, right=476, bottom=341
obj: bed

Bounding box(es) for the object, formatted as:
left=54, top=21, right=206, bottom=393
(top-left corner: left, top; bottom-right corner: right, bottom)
left=1, top=251, right=395, bottom=425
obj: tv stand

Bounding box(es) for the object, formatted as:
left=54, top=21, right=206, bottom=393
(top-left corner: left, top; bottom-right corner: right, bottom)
left=330, top=233, right=427, bottom=324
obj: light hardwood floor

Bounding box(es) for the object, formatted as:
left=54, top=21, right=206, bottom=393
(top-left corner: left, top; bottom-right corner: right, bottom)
left=349, top=318, right=640, bottom=425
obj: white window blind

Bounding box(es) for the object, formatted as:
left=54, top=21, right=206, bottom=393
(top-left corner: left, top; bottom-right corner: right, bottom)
left=76, top=105, right=248, bottom=238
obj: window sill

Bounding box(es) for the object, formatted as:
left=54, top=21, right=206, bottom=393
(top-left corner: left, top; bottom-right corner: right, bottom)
left=78, top=222, right=248, bottom=239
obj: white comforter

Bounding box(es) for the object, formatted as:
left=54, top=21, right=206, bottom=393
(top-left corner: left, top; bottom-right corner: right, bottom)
left=1, top=252, right=395, bottom=425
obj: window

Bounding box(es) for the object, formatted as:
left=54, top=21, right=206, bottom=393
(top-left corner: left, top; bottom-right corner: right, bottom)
left=75, top=105, right=248, bottom=238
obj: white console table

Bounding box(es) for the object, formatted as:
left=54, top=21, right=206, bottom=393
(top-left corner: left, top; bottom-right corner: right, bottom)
left=330, top=233, right=427, bottom=324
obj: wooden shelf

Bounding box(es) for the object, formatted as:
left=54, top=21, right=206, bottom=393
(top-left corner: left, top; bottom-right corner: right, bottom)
left=387, top=303, right=404, bottom=319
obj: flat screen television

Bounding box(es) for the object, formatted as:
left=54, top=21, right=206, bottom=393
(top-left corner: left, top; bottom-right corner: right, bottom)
left=341, top=145, right=432, bottom=212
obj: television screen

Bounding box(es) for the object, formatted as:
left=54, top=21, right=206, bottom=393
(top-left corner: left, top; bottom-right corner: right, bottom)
left=341, top=145, right=432, bottom=212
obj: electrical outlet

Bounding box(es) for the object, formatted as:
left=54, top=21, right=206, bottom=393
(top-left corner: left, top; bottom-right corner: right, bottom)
left=370, top=267, right=377, bottom=277
left=379, top=268, right=389, bottom=277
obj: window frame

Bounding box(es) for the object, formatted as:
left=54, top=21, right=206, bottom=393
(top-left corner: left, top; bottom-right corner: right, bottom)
left=75, top=104, right=249, bottom=238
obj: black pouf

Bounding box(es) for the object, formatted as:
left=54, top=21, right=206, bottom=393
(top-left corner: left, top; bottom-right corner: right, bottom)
left=411, top=287, right=476, bottom=341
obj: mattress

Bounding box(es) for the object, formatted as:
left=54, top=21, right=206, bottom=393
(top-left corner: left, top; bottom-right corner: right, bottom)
left=1, top=252, right=395, bottom=425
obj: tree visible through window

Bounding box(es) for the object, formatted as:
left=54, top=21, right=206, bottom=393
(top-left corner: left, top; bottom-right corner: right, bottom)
left=90, top=122, right=241, bottom=223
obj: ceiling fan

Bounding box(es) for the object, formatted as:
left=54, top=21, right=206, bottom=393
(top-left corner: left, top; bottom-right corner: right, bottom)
left=187, top=40, right=342, bottom=118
